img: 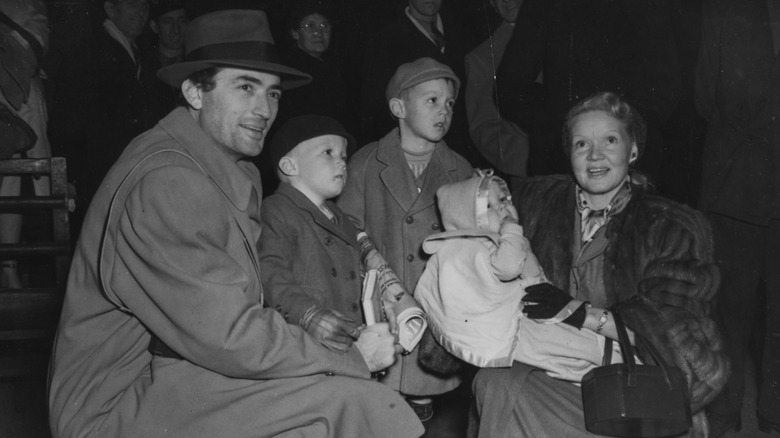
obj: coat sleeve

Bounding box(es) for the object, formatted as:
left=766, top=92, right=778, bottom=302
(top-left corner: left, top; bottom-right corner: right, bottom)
left=694, top=0, right=723, bottom=121
left=258, top=197, right=321, bottom=325
left=109, top=166, right=371, bottom=381
left=614, top=199, right=729, bottom=412
left=465, top=48, right=530, bottom=177
left=494, top=0, right=546, bottom=130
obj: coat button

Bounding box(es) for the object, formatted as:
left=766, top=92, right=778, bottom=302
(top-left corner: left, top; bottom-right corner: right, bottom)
left=351, top=302, right=360, bottom=311
left=349, top=271, right=357, bottom=279
left=407, top=254, right=414, bottom=262
left=331, top=268, right=337, bottom=277
left=325, top=237, right=334, bottom=246
left=405, top=216, right=414, bottom=224
left=432, top=223, right=440, bottom=230
left=325, top=372, right=335, bottom=376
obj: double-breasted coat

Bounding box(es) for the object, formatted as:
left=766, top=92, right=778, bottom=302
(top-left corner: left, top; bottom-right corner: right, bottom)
left=337, top=128, right=474, bottom=395
left=47, top=108, right=423, bottom=438
left=258, top=182, right=363, bottom=326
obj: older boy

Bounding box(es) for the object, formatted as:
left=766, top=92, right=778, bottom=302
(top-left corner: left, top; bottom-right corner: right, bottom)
left=259, top=115, right=364, bottom=352
left=338, top=57, right=474, bottom=421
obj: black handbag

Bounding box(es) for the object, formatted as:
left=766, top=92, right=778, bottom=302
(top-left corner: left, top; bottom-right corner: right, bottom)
left=581, top=311, right=692, bottom=437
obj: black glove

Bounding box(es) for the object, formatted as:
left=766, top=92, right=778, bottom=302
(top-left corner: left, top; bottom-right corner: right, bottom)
left=522, top=283, right=588, bottom=329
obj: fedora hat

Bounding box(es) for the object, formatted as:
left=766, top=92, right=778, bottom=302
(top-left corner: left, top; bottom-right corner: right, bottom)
left=157, top=9, right=311, bottom=89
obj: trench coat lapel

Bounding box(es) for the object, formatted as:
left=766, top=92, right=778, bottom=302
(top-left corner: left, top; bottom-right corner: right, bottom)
left=158, top=108, right=263, bottom=276
left=159, top=108, right=258, bottom=213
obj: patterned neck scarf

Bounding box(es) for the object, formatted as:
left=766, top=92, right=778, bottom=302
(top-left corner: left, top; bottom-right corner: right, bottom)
left=576, top=178, right=632, bottom=243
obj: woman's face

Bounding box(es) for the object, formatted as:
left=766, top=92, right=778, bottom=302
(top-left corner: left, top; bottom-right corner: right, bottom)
left=569, top=110, right=638, bottom=209
left=292, top=13, right=331, bottom=58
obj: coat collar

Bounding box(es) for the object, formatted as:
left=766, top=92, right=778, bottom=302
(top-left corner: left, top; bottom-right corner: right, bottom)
left=275, top=182, right=356, bottom=245
left=159, top=107, right=259, bottom=212
left=375, top=127, right=464, bottom=213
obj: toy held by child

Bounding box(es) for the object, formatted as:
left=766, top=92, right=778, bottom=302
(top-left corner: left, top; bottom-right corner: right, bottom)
left=358, top=231, right=427, bottom=353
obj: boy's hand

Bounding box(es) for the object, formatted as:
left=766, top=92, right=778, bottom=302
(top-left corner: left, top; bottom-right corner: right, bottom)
left=355, top=323, right=401, bottom=372
left=300, top=307, right=361, bottom=352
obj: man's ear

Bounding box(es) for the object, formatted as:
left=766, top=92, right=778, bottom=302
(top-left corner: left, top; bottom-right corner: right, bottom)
left=389, top=98, right=405, bottom=119
left=279, top=156, right=298, bottom=176
left=181, top=79, right=203, bottom=110
left=150, top=19, right=160, bottom=35
left=290, top=29, right=301, bottom=42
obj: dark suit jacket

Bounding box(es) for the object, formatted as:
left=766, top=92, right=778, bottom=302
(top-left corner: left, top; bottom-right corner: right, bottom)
left=64, top=27, right=155, bottom=234
left=695, top=0, right=780, bottom=223
left=496, top=0, right=681, bottom=176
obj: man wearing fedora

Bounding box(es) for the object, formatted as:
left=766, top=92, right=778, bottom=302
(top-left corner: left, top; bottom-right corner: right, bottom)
left=48, top=9, right=424, bottom=438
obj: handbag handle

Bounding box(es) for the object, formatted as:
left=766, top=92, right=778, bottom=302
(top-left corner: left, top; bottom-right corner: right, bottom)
left=602, top=310, right=680, bottom=389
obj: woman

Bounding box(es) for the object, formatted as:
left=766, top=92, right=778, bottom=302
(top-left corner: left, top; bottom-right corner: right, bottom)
left=276, top=1, right=353, bottom=131
left=470, top=92, right=729, bottom=437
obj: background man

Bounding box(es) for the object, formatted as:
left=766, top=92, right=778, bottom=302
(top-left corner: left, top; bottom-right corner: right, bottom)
left=140, top=0, right=187, bottom=121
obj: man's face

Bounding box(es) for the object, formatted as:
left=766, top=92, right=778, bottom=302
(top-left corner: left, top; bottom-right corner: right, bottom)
left=152, top=9, right=188, bottom=52
left=409, top=0, right=443, bottom=19
left=491, top=0, right=521, bottom=23
left=105, top=0, right=150, bottom=41
left=186, top=68, right=282, bottom=158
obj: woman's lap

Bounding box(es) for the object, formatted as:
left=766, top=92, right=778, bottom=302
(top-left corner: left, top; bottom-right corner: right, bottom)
left=472, top=361, right=605, bottom=437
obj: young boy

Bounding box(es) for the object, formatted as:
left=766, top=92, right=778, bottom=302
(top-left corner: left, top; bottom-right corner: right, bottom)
left=415, top=171, right=614, bottom=382
left=258, top=115, right=365, bottom=352
left=337, top=57, right=474, bottom=420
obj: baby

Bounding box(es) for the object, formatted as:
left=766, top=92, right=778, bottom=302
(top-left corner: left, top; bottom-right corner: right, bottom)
left=415, top=171, right=615, bottom=381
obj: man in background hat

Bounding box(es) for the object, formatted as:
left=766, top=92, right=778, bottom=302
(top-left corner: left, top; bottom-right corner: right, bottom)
left=48, top=9, right=423, bottom=438
left=140, top=0, right=187, bottom=121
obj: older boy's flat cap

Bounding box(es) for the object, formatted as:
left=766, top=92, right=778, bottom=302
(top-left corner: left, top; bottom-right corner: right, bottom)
left=385, top=57, right=460, bottom=101
left=269, top=115, right=356, bottom=167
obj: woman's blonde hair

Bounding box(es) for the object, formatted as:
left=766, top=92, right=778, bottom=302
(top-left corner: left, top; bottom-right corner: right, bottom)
left=561, top=92, right=647, bottom=160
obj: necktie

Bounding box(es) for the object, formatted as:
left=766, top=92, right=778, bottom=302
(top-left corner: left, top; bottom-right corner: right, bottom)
left=430, top=26, right=445, bottom=51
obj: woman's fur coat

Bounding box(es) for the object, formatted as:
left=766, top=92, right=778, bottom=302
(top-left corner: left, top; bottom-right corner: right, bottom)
left=516, top=175, right=730, bottom=435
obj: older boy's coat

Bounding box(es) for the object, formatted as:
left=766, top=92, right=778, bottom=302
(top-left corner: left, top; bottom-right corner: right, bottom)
left=338, top=127, right=474, bottom=395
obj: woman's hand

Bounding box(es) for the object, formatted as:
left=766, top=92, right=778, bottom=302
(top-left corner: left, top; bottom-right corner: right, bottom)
left=521, top=283, right=587, bottom=328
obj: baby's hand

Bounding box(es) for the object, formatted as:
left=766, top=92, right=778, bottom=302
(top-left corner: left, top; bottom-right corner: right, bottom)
left=504, top=204, right=519, bottom=224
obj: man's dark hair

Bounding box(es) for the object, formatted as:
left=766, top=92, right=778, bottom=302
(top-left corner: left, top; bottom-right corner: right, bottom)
left=177, top=66, right=222, bottom=106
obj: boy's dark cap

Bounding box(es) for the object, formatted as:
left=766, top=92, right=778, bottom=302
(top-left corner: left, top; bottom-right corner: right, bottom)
left=269, top=115, right=356, bottom=167
left=385, top=57, right=460, bottom=101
